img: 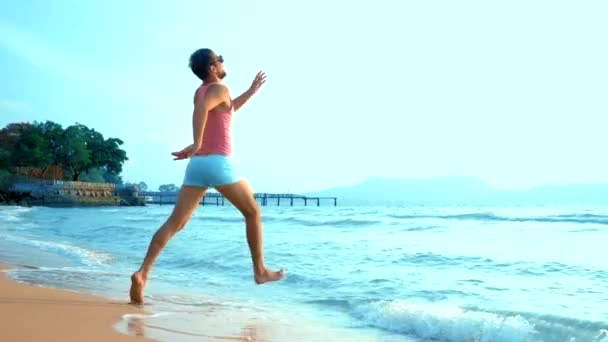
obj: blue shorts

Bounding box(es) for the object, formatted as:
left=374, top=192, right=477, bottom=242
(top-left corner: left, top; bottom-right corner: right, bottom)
left=182, top=154, right=241, bottom=188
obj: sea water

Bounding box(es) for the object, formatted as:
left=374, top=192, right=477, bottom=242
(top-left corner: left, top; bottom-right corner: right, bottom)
left=1, top=204, right=607, bottom=341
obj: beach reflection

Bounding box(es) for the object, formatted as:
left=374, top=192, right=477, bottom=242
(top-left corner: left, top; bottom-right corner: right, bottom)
left=123, top=312, right=274, bottom=341
left=123, top=314, right=146, bottom=338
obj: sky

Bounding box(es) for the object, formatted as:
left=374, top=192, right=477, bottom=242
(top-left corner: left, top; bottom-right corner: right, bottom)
left=1, top=0, right=607, bottom=193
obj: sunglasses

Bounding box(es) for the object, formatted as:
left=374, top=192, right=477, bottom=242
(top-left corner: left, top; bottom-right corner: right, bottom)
left=212, top=55, right=224, bottom=65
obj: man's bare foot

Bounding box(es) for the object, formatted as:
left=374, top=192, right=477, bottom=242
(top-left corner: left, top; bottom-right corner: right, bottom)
left=254, top=268, right=285, bottom=284
left=129, top=271, right=146, bottom=305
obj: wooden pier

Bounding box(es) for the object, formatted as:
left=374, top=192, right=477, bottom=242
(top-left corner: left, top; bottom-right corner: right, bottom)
left=140, top=192, right=337, bottom=207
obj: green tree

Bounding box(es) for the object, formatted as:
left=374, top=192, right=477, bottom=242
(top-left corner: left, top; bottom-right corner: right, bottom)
left=102, top=170, right=123, bottom=184
left=79, top=168, right=106, bottom=183
left=100, top=137, right=128, bottom=176
left=75, top=124, right=128, bottom=181
left=0, top=121, right=128, bottom=183
left=0, top=121, right=64, bottom=174
left=0, top=145, right=11, bottom=169
left=0, top=123, right=20, bottom=169
left=138, top=181, right=148, bottom=192
left=80, top=167, right=124, bottom=184
left=52, top=123, right=129, bottom=182
left=158, top=184, right=178, bottom=192
left=0, top=123, right=28, bottom=146
left=56, top=124, right=91, bottom=181
left=4, top=123, right=52, bottom=169
left=37, top=121, right=64, bottom=166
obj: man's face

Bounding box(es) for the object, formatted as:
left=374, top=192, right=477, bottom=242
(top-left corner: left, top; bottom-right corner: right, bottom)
left=210, top=54, right=226, bottom=79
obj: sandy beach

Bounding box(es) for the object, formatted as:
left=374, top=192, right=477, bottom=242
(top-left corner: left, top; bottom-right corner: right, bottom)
left=0, top=263, right=153, bottom=342
left=0, top=262, right=385, bottom=342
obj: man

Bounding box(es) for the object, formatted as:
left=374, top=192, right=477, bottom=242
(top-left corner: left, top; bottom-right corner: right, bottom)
left=129, top=48, right=284, bottom=305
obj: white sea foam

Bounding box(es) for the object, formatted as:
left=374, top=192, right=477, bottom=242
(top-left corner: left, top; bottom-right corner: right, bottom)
left=352, top=300, right=536, bottom=342
left=2, top=234, right=112, bottom=266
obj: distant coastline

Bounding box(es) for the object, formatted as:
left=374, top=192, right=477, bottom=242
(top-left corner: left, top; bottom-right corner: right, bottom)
left=305, top=176, right=608, bottom=206
left=1, top=180, right=144, bottom=207
left=0, top=120, right=131, bottom=207
left=5, top=175, right=608, bottom=208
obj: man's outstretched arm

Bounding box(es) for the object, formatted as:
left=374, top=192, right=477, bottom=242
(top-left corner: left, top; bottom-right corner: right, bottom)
left=232, top=71, right=266, bottom=112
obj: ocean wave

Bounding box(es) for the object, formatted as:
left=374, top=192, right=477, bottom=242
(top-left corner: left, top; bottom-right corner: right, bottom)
left=281, top=272, right=345, bottom=290
left=392, top=253, right=608, bottom=280
left=145, top=294, right=267, bottom=313
left=305, top=298, right=352, bottom=309
left=160, top=257, right=229, bottom=271
left=80, top=225, right=134, bottom=235
left=0, top=206, right=33, bottom=214
left=97, top=208, right=122, bottom=213
left=351, top=300, right=608, bottom=342
left=10, top=266, right=122, bottom=277
left=124, top=216, right=164, bottom=223
left=146, top=294, right=220, bottom=307
left=394, top=252, right=497, bottom=267
left=266, top=216, right=381, bottom=228
left=0, top=206, right=34, bottom=223
left=388, top=212, right=608, bottom=225
left=193, top=215, right=244, bottom=224
left=6, top=267, right=125, bottom=294
left=402, top=225, right=445, bottom=232
left=0, top=214, right=23, bottom=222
left=1, top=234, right=112, bottom=266
left=191, top=215, right=381, bottom=228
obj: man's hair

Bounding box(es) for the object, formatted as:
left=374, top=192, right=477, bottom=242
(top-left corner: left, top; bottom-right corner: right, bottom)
left=189, top=48, right=215, bottom=80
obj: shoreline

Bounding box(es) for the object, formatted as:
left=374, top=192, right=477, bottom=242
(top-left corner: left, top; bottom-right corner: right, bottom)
left=0, top=205, right=407, bottom=341
left=0, top=263, right=154, bottom=342
left=0, top=263, right=374, bottom=342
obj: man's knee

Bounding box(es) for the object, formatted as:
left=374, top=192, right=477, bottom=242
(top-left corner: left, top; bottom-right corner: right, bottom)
left=175, top=220, right=188, bottom=232
left=242, top=204, right=260, bottom=220
left=167, top=215, right=188, bottom=232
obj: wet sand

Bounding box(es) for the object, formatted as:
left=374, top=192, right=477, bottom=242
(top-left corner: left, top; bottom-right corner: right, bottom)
left=0, top=263, right=387, bottom=341
left=0, top=263, right=153, bottom=342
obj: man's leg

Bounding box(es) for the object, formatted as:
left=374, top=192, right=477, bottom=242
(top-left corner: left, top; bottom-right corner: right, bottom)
left=215, top=179, right=284, bottom=284
left=129, top=185, right=207, bottom=304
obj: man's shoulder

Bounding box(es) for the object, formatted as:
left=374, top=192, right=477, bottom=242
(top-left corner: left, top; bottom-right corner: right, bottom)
left=196, top=83, right=229, bottom=101
left=207, top=82, right=228, bottom=90
left=205, top=83, right=230, bottom=96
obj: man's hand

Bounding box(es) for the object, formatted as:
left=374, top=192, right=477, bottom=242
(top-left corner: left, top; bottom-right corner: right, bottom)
left=171, top=145, right=194, bottom=160
left=233, top=71, right=266, bottom=112
left=248, top=71, right=267, bottom=94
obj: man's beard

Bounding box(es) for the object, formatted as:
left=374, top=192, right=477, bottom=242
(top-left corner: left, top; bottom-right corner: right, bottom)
left=219, top=71, right=227, bottom=79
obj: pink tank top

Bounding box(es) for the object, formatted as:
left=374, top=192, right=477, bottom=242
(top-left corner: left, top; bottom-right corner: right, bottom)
left=194, top=83, right=233, bottom=156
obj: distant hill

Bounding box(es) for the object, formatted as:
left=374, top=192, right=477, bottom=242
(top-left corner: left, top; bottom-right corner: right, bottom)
left=305, top=176, right=608, bottom=206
